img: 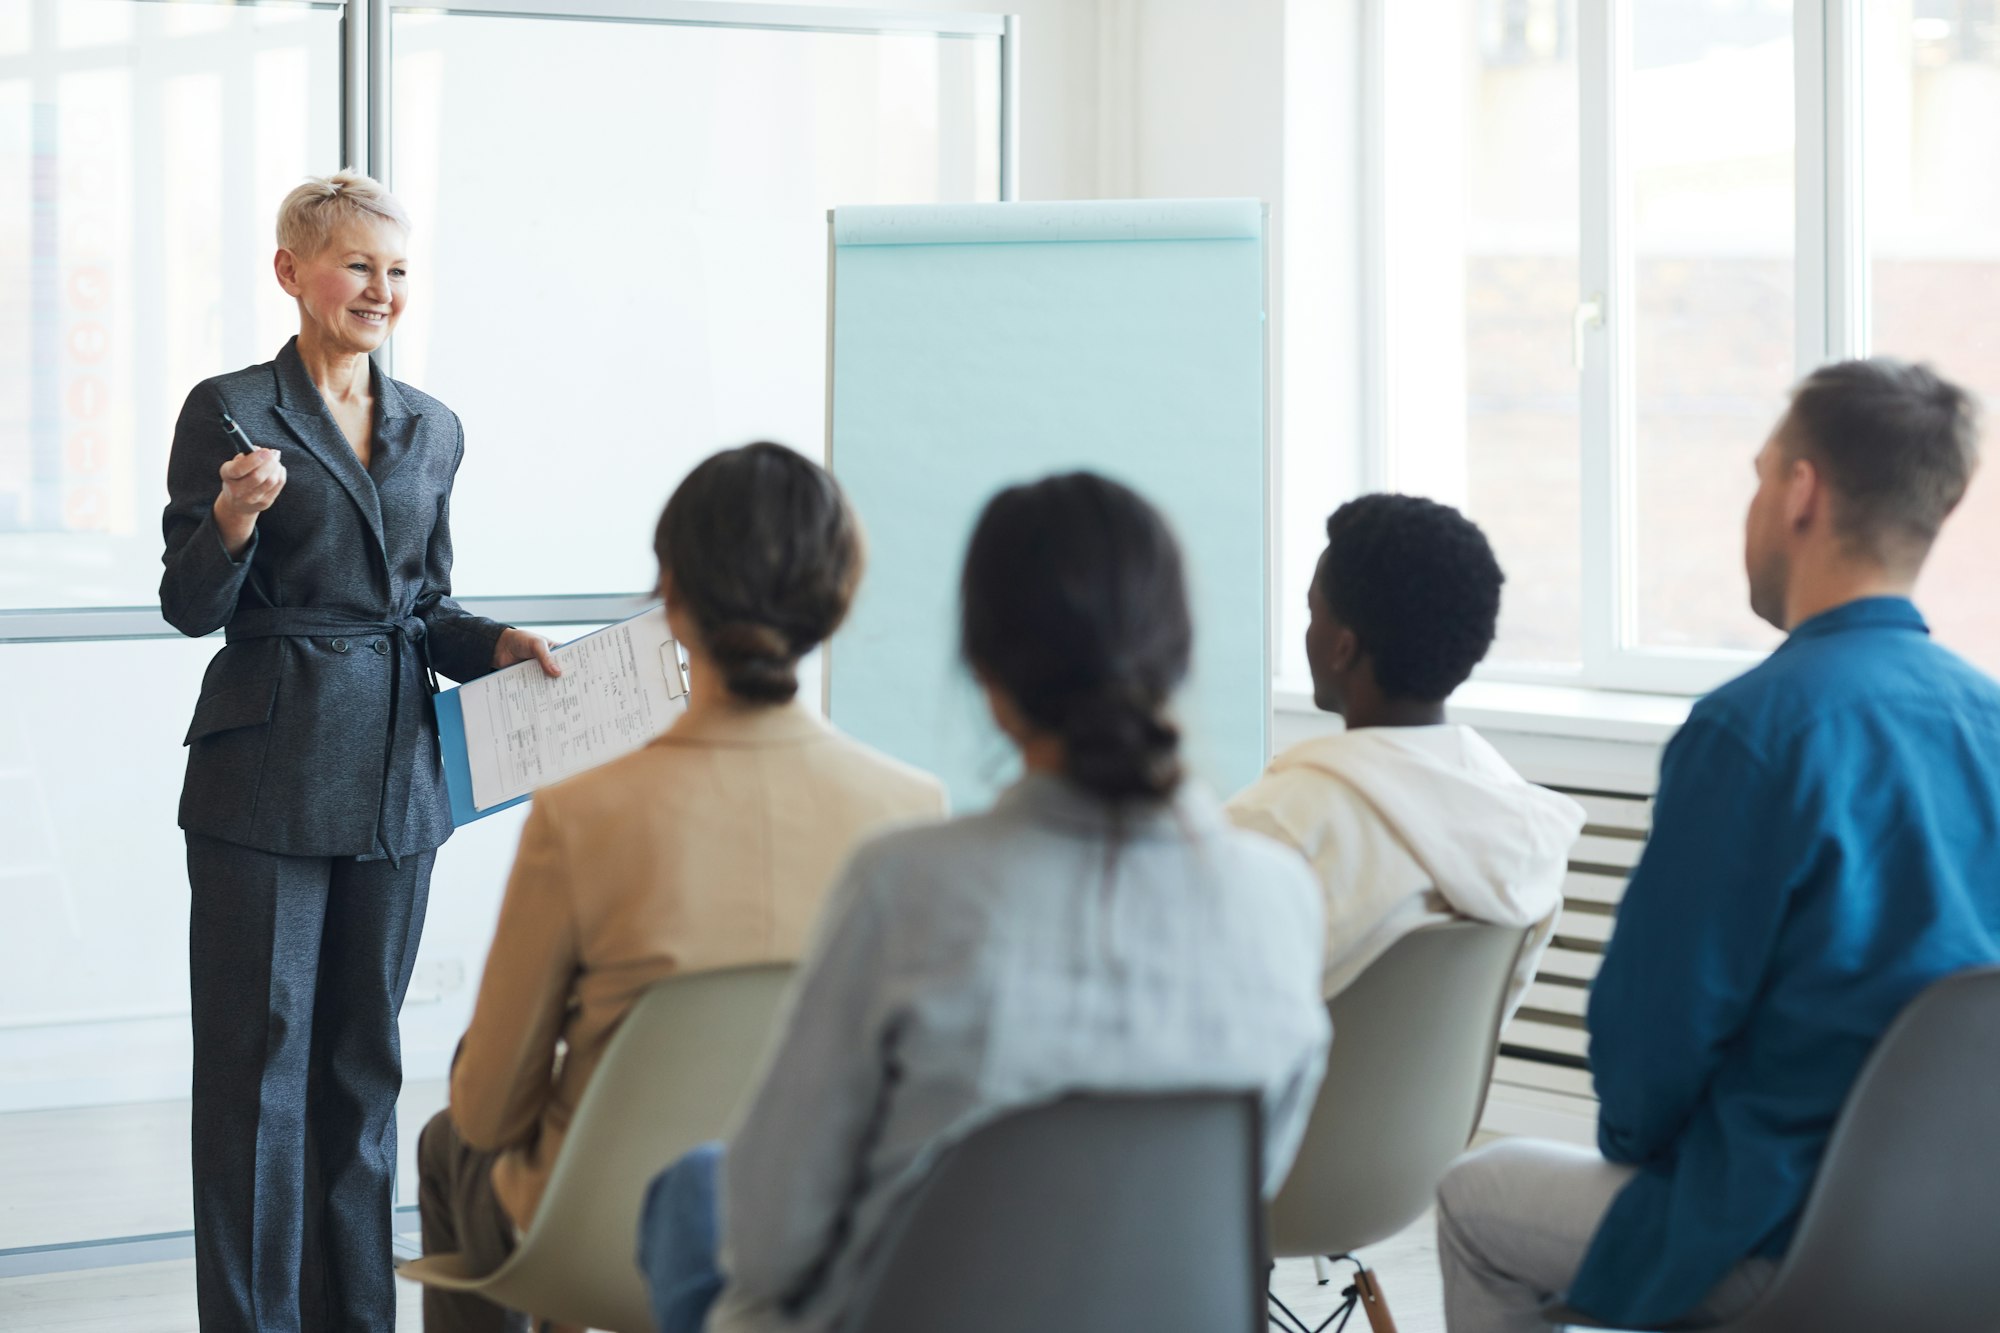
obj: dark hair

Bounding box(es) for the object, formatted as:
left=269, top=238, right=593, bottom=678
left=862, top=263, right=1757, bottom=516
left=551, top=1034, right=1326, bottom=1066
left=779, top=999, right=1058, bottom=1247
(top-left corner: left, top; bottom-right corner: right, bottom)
left=653, top=442, right=863, bottom=703
left=1784, top=357, right=1979, bottom=562
left=960, top=473, right=1191, bottom=804
left=1317, top=494, right=1503, bottom=702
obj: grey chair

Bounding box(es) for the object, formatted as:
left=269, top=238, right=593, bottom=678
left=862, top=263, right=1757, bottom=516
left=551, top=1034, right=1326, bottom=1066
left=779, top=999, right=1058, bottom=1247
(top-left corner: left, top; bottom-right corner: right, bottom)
left=1545, top=964, right=2000, bottom=1333
left=845, top=1091, right=1268, bottom=1333
left=1268, top=920, right=1531, bottom=1333
left=397, top=962, right=794, bottom=1333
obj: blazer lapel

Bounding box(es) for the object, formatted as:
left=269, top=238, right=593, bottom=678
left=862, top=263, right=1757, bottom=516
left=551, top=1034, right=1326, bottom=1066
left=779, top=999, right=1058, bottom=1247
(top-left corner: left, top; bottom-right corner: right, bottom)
left=269, top=338, right=386, bottom=555
left=367, top=363, right=423, bottom=490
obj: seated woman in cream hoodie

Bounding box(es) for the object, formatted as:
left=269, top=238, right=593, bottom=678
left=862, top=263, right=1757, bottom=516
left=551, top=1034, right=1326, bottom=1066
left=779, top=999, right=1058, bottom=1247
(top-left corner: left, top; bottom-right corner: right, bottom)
left=417, top=444, right=947, bottom=1333
left=1228, top=494, right=1584, bottom=1010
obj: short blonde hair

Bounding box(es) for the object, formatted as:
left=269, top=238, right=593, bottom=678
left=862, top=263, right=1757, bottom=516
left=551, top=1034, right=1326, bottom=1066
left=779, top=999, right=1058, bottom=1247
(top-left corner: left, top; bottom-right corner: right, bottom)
left=275, top=169, right=411, bottom=257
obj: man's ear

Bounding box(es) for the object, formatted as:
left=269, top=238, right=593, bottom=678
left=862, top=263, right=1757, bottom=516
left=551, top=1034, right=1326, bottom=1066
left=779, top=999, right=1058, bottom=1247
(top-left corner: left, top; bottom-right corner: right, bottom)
left=1329, top=624, right=1361, bottom=675
left=1784, top=453, right=1823, bottom=535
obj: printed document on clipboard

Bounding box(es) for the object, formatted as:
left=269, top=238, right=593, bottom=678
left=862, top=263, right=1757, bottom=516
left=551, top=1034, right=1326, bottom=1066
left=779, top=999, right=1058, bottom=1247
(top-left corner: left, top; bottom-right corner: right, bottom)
left=433, top=608, right=690, bottom=825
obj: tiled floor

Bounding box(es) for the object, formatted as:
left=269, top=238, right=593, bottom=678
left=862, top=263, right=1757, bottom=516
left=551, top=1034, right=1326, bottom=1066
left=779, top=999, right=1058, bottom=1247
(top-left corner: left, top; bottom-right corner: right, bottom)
left=1, top=1230, right=1446, bottom=1332
left=0, top=1258, right=426, bottom=1332
left=0, top=1086, right=1454, bottom=1332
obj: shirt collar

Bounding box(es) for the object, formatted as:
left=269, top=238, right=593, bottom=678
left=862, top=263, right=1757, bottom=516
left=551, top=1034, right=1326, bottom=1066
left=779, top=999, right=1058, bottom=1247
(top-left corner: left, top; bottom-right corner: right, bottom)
left=996, top=770, right=1224, bottom=840
left=1784, top=595, right=1929, bottom=647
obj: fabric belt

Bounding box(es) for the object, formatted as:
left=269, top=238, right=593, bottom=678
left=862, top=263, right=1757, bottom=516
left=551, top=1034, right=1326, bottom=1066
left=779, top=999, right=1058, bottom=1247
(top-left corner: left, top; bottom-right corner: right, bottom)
left=225, top=606, right=427, bottom=654
left=225, top=607, right=436, bottom=861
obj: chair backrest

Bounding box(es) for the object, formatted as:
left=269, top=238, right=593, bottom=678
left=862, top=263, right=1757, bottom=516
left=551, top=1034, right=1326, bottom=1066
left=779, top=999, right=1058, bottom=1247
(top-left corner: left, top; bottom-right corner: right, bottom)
left=1268, top=919, right=1527, bottom=1259
left=479, top=962, right=795, bottom=1333
left=846, top=1092, right=1267, bottom=1333
left=1712, top=965, right=2000, bottom=1333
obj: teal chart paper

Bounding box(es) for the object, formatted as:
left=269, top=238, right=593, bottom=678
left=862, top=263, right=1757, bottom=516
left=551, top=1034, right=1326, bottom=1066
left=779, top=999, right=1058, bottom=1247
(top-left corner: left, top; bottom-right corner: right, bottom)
left=826, top=199, right=1269, bottom=809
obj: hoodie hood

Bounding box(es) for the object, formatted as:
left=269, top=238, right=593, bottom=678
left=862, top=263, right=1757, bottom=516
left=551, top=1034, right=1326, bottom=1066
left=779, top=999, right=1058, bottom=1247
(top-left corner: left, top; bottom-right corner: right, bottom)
left=1267, top=724, right=1586, bottom=926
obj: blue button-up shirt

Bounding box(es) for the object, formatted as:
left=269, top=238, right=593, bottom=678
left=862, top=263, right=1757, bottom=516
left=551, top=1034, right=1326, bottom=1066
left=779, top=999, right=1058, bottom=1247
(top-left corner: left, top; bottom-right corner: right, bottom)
left=1571, top=597, right=2000, bottom=1326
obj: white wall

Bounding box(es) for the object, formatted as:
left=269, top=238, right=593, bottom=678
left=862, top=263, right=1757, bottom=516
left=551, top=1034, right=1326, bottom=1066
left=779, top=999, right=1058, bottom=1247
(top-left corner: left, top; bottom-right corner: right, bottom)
left=0, top=0, right=1362, bottom=1113
left=1104, top=0, right=1363, bottom=683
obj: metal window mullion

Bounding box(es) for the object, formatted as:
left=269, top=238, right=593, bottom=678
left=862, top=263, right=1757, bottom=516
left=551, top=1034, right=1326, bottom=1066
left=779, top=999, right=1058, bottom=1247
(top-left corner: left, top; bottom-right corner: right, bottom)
left=373, top=0, right=1006, bottom=35
left=369, top=0, right=390, bottom=380
left=999, top=15, right=1020, bottom=200
left=1797, top=0, right=1865, bottom=374
left=1357, top=0, right=1390, bottom=492
left=0, top=594, right=652, bottom=645
left=1796, top=1, right=1829, bottom=373
left=1823, top=0, right=1867, bottom=360
left=368, top=0, right=389, bottom=182
left=343, top=0, right=368, bottom=173
left=1578, top=0, right=1634, bottom=683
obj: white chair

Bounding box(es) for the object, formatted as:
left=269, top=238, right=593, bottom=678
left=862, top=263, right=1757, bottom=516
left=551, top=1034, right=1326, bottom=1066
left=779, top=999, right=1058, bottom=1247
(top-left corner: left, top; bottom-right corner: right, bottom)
left=397, top=962, right=794, bottom=1332
left=1267, top=920, right=1530, bottom=1333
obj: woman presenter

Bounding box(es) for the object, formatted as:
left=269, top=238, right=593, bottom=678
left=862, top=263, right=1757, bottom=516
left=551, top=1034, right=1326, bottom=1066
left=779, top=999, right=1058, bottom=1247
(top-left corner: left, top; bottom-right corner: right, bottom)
left=159, top=170, right=557, bottom=1332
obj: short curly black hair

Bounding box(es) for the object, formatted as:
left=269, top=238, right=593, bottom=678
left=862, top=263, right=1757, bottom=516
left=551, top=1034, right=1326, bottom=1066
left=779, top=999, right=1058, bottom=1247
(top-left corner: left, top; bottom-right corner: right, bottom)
left=1317, top=494, right=1503, bottom=702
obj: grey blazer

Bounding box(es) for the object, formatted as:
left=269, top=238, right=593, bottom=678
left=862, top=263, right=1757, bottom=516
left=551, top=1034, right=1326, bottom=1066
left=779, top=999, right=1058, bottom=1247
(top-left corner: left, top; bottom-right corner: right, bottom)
left=161, top=338, right=506, bottom=860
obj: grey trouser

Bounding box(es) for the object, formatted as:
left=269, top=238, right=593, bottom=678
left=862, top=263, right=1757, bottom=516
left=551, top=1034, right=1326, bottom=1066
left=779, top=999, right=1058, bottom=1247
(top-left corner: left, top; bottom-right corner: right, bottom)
left=1436, top=1139, right=1777, bottom=1333
left=417, top=1109, right=530, bottom=1333
left=187, top=834, right=433, bottom=1333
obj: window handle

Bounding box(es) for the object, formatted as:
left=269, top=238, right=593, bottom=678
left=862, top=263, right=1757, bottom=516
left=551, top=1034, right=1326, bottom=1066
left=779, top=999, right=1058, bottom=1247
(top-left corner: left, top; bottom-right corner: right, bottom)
left=1573, top=295, right=1604, bottom=371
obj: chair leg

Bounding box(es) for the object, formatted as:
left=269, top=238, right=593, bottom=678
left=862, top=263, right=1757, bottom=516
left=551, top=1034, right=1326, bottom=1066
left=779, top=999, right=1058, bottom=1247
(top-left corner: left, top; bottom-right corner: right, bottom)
left=1313, top=1255, right=1333, bottom=1285
left=1268, top=1287, right=1357, bottom=1333
left=1353, top=1265, right=1399, bottom=1333
left=1269, top=1254, right=1369, bottom=1333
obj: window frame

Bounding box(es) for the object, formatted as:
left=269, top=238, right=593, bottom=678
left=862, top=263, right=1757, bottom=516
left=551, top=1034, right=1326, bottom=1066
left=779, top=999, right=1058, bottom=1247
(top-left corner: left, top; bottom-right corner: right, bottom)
left=1364, top=0, right=1871, bottom=697
left=0, top=0, right=1018, bottom=644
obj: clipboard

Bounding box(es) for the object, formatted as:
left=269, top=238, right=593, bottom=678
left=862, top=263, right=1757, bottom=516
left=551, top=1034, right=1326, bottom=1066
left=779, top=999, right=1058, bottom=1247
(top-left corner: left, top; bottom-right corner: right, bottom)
left=435, top=686, right=514, bottom=825
left=434, top=608, right=690, bottom=826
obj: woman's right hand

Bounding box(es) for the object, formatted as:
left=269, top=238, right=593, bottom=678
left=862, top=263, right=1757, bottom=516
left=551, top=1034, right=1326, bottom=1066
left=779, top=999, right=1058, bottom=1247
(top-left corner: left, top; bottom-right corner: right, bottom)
left=213, top=448, right=286, bottom=556
left=218, top=448, right=287, bottom=516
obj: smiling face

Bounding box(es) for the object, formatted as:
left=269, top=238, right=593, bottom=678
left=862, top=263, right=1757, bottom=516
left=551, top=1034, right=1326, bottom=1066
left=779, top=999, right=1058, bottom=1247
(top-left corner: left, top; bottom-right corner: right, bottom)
left=276, top=215, right=408, bottom=357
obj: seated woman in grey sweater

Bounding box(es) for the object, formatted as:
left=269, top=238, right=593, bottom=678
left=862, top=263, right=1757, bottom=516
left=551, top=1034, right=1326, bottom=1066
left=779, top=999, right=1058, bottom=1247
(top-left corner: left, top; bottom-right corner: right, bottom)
left=637, top=472, right=1333, bottom=1333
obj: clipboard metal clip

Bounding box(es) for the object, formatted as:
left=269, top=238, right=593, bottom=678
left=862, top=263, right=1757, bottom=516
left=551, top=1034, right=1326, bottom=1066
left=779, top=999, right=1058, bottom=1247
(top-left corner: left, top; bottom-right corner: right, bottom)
left=662, top=639, right=691, bottom=700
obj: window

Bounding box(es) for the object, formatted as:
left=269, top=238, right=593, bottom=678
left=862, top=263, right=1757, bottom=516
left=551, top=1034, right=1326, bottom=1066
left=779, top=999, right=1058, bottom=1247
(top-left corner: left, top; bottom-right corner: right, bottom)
left=0, top=0, right=342, bottom=613
left=1372, top=0, right=2000, bottom=692
left=388, top=8, right=1002, bottom=600
left=1628, top=0, right=1791, bottom=657
left=0, top=0, right=1011, bottom=635
left=1378, top=0, right=1583, bottom=667
left=1867, top=1, right=2000, bottom=673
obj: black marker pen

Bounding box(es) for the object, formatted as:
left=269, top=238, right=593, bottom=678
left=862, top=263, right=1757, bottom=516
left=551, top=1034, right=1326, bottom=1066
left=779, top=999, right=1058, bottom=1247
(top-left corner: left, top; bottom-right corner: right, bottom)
left=219, top=410, right=261, bottom=457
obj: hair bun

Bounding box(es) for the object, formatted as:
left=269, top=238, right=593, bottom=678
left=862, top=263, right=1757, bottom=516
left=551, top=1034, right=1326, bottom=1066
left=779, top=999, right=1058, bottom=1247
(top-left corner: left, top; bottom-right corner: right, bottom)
left=1059, top=681, right=1182, bottom=803
left=706, top=621, right=798, bottom=702
left=960, top=472, right=1192, bottom=807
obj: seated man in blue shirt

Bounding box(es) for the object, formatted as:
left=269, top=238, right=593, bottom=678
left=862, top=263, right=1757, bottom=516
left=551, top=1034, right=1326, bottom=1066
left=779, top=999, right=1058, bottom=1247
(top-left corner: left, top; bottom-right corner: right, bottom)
left=1435, top=358, right=2000, bottom=1332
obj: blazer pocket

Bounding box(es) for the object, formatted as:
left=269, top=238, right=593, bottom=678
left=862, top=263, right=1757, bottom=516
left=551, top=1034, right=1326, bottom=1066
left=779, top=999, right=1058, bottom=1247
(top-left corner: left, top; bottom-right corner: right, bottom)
left=183, top=676, right=280, bottom=745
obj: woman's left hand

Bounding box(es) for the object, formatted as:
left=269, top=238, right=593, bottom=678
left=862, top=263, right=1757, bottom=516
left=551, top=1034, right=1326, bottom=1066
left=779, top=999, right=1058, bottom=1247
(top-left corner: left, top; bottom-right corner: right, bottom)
left=495, top=628, right=562, bottom=677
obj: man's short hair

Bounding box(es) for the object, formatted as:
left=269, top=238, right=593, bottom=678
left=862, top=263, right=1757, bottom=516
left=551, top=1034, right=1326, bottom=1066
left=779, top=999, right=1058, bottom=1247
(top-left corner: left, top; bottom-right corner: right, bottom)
left=1784, top=358, right=1979, bottom=562
left=1318, top=494, right=1503, bottom=702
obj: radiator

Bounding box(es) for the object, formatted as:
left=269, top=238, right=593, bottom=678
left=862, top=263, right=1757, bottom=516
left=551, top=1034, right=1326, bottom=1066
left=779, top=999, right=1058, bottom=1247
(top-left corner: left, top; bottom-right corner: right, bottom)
left=1492, top=785, right=1652, bottom=1104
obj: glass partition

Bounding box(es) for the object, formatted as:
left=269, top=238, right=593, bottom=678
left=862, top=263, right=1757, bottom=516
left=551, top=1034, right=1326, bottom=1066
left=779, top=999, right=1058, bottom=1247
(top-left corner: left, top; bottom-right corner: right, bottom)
left=0, top=0, right=343, bottom=612
left=389, top=9, right=1003, bottom=599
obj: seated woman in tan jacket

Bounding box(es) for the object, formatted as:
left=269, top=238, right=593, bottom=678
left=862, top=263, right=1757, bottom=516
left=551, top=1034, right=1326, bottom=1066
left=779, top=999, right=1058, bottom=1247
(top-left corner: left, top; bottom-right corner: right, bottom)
left=416, top=442, right=948, bottom=1333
